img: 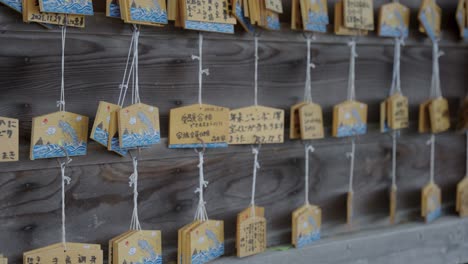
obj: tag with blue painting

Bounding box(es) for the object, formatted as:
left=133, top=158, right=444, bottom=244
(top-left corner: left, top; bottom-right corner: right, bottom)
left=292, top=205, right=321, bottom=249
left=118, top=103, right=161, bottom=149
left=39, top=0, right=94, bottom=15
left=123, top=0, right=168, bottom=24
left=114, top=230, right=163, bottom=264
left=332, top=101, right=368, bottom=138
left=302, top=0, right=329, bottom=33
left=232, top=0, right=254, bottom=32
left=106, top=0, right=121, bottom=18
left=378, top=2, right=410, bottom=38
left=418, top=0, right=441, bottom=42
left=422, top=183, right=442, bottom=223
left=0, top=0, right=22, bottom=13
left=189, top=220, right=224, bottom=264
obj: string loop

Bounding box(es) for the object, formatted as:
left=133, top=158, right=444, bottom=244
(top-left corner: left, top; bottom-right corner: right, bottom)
left=426, top=135, right=436, bottom=183
left=57, top=148, right=72, bottom=251
left=249, top=146, right=261, bottom=217
left=129, top=155, right=142, bottom=231
left=430, top=41, right=444, bottom=99
left=347, top=40, right=358, bottom=101
left=304, top=144, right=315, bottom=204
left=304, top=36, right=316, bottom=103
left=346, top=138, right=356, bottom=193
left=58, top=24, right=67, bottom=112
left=192, top=33, right=209, bottom=106
left=389, top=37, right=405, bottom=96
left=194, top=151, right=209, bottom=221
left=254, top=36, right=259, bottom=106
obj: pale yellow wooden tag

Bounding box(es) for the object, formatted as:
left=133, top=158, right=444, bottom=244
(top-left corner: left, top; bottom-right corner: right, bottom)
left=458, top=97, right=468, bottom=131
left=265, top=0, right=283, bottom=14
left=347, top=191, right=353, bottom=224
left=168, top=0, right=177, bottom=21
left=343, top=0, right=374, bottom=31
left=108, top=230, right=135, bottom=264
left=335, top=0, right=368, bottom=35
left=0, top=116, right=18, bottom=162
left=236, top=206, right=265, bottom=257
left=30, top=111, right=89, bottom=160
left=456, top=178, right=468, bottom=217
left=188, top=220, right=224, bottom=262
left=418, top=99, right=432, bottom=133
left=118, top=103, right=160, bottom=148
left=389, top=185, right=397, bottom=224
left=418, top=0, right=442, bottom=41
left=292, top=204, right=321, bottom=248
left=184, top=0, right=236, bottom=24
left=387, top=93, right=409, bottom=130
left=290, top=102, right=307, bottom=139
left=23, top=242, right=101, bottom=256
left=378, top=2, right=410, bottom=38
left=24, top=243, right=103, bottom=264
left=380, top=100, right=389, bottom=133
left=107, top=109, right=128, bottom=156
left=421, top=183, right=442, bottom=223
left=120, top=0, right=168, bottom=25
left=114, top=230, right=162, bottom=264
left=299, top=0, right=329, bottom=32
left=291, top=0, right=301, bottom=30
left=169, top=104, right=230, bottom=148
left=178, top=221, right=200, bottom=264
left=332, top=100, right=368, bottom=138
left=428, top=97, right=450, bottom=134
left=22, top=0, right=85, bottom=27
left=229, top=105, right=284, bottom=145
left=237, top=216, right=266, bottom=257
left=299, top=102, right=324, bottom=140
left=232, top=0, right=254, bottom=32
left=91, top=101, right=121, bottom=148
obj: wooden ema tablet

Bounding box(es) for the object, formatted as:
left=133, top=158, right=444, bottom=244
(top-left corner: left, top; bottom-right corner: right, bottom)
left=332, top=100, right=368, bottom=138
left=258, top=1, right=280, bottom=31
left=169, top=104, right=230, bottom=148
left=387, top=93, right=409, bottom=130
left=24, top=243, right=103, bottom=264
left=120, top=0, right=168, bottom=25
left=380, top=100, right=389, bottom=133
left=0, top=0, right=22, bottom=13
left=428, top=97, right=450, bottom=134
left=291, top=0, right=302, bottom=30
left=118, top=103, right=161, bottom=149
left=290, top=102, right=307, bottom=139
left=180, top=0, right=235, bottom=34
left=106, top=0, right=121, bottom=18
left=456, top=0, right=468, bottom=38
left=292, top=204, right=321, bottom=248
left=38, top=0, right=93, bottom=15
left=347, top=191, right=353, bottom=224
left=119, top=0, right=164, bottom=26
left=232, top=0, right=254, bottom=32
left=0, top=116, right=18, bottom=162
left=265, top=0, right=282, bottom=14
left=418, top=99, right=432, bottom=133
left=113, top=230, right=162, bottom=264
left=299, top=0, right=329, bottom=32
left=390, top=185, right=397, bottom=224
left=91, top=101, right=120, bottom=148
left=299, top=102, right=324, bottom=140
left=343, top=0, right=374, bottom=31
left=421, top=182, right=441, bottom=223
left=418, top=0, right=441, bottom=41
left=236, top=216, right=266, bottom=258
left=178, top=221, right=200, bottom=264
left=22, top=0, right=85, bottom=27
left=458, top=98, right=468, bottom=131
left=187, top=220, right=224, bottom=263
left=457, top=178, right=468, bottom=217
left=291, top=205, right=309, bottom=246
left=378, top=2, right=410, bottom=38
left=30, top=111, right=89, bottom=160
left=108, top=230, right=134, bottom=264
left=334, top=1, right=368, bottom=36
left=236, top=206, right=265, bottom=257
left=107, top=109, right=128, bottom=156
left=229, top=105, right=284, bottom=145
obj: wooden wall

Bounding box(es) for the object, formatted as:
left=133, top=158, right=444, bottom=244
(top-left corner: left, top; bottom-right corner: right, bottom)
left=0, top=0, right=467, bottom=263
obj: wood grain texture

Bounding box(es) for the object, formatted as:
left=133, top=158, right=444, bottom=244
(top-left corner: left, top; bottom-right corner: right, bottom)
left=0, top=0, right=467, bottom=263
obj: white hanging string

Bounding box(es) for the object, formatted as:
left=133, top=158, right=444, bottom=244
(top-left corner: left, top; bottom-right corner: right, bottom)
left=389, top=37, right=404, bottom=96
left=347, top=40, right=358, bottom=101
left=254, top=36, right=259, bottom=106
left=346, top=138, right=356, bottom=193
left=192, top=33, right=209, bottom=106
left=250, top=147, right=261, bottom=217
left=133, top=27, right=141, bottom=105
left=304, top=145, right=315, bottom=205
left=194, top=151, right=209, bottom=222
left=391, top=131, right=398, bottom=189
left=117, top=31, right=136, bottom=107
left=58, top=154, right=72, bottom=251
left=57, top=25, right=67, bottom=112
left=304, top=37, right=316, bottom=103
left=430, top=41, right=444, bottom=98
left=426, top=134, right=436, bottom=183
left=129, top=155, right=142, bottom=231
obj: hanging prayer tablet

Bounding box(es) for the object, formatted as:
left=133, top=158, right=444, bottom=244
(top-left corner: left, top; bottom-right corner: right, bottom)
left=292, top=204, right=321, bottom=248
left=232, top=0, right=254, bottom=32
left=106, top=0, right=121, bottom=18
left=169, top=104, right=230, bottom=148
left=334, top=1, right=368, bottom=36
left=299, top=102, right=324, bottom=140
left=180, top=0, right=236, bottom=34
left=0, top=0, right=21, bottom=13
left=91, top=101, right=121, bottom=148
left=343, top=0, right=374, bottom=31
left=117, top=103, right=160, bottom=149
left=458, top=97, right=468, bottom=131
left=30, top=111, right=89, bottom=160
left=260, top=5, right=280, bottom=31
left=22, top=0, right=85, bottom=27
left=121, top=0, right=168, bottom=25
left=108, top=230, right=134, bottom=264
left=387, top=93, right=409, bottom=130
left=456, top=0, right=468, bottom=39
left=0, top=255, right=6, bottom=264
left=457, top=178, right=468, bottom=217
left=0, top=116, right=18, bottom=162
left=378, top=2, right=410, bottom=38
left=290, top=102, right=307, bottom=139
left=23, top=243, right=103, bottom=264
left=38, top=0, right=93, bottom=15
left=236, top=206, right=266, bottom=258
left=418, top=0, right=441, bottom=41
left=421, top=182, right=441, bottom=223
left=380, top=100, right=390, bottom=133
left=265, top=0, right=283, bottom=14
left=294, top=0, right=329, bottom=32
left=107, top=109, right=128, bottom=156
left=229, top=105, right=284, bottom=145
left=332, top=100, right=368, bottom=137
left=418, top=99, right=432, bottom=133
left=187, top=220, right=225, bottom=263
left=428, top=97, right=450, bottom=134
left=113, top=230, right=162, bottom=264
left=178, top=221, right=200, bottom=264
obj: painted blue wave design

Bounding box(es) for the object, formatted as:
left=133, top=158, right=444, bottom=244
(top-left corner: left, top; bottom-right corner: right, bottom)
left=235, top=1, right=254, bottom=31
left=185, top=21, right=234, bottom=34
left=33, top=142, right=87, bottom=159
left=110, top=137, right=128, bottom=156
left=426, top=206, right=441, bottom=223
left=169, top=142, right=228, bottom=149
left=41, top=0, right=94, bottom=15
left=305, top=23, right=326, bottom=33
left=0, top=0, right=22, bottom=12
left=109, top=3, right=121, bottom=18
left=267, top=16, right=280, bottom=30
left=121, top=131, right=160, bottom=148
left=191, top=243, right=224, bottom=264
left=136, top=239, right=163, bottom=264
left=130, top=7, right=168, bottom=23
left=337, top=124, right=367, bottom=137
left=92, top=127, right=109, bottom=147
left=379, top=25, right=408, bottom=38
left=419, top=11, right=437, bottom=41
left=308, top=11, right=329, bottom=25
left=297, top=231, right=320, bottom=248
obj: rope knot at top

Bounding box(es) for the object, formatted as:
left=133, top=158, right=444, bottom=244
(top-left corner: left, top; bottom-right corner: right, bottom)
left=347, top=40, right=358, bottom=58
